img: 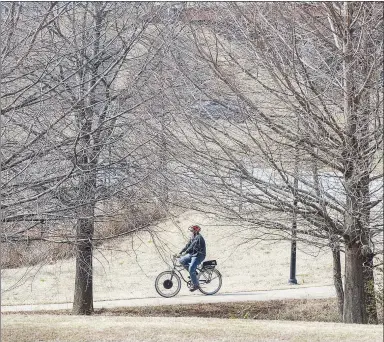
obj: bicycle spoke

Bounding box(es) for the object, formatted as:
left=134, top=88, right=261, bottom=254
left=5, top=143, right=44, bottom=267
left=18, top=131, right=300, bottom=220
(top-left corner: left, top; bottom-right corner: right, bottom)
left=198, top=268, right=222, bottom=295
left=155, top=271, right=181, bottom=298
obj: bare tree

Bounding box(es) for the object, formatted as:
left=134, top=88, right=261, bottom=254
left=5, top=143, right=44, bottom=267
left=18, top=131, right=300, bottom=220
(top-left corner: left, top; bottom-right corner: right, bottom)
left=36, top=2, right=174, bottom=315
left=1, top=2, right=176, bottom=315
left=165, top=2, right=383, bottom=324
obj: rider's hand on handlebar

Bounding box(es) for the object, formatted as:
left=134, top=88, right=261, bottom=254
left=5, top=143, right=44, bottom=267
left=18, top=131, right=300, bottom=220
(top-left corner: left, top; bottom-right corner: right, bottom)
left=173, top=253, right=181, bottom=258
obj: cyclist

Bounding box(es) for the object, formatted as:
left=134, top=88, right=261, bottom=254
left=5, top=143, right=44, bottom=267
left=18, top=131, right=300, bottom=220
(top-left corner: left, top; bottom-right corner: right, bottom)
left=176, top=225, right=206, bottom=292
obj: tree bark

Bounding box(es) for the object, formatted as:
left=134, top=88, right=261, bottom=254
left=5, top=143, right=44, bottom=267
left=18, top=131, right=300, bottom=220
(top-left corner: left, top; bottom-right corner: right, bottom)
left=73, top=214, right=94, bottom=315
left=343, top=240, right=366, bottom=323
left=332, top=245, right=344, bottom=320
left=72, top=170, right=96, bottom=315
left=363, top=252, right=378, bottom=324
left=341, top=2, right=374, bottom=324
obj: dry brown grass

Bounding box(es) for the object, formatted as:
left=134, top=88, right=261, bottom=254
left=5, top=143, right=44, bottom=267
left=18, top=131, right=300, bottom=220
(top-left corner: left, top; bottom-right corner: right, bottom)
left=4, top=298, right=382, bottom=324
left=1, top=201, right=166, bottom=270
left=94, top=298, right=342, bottom=322
left=1, top=241, right=74, bottom=269
left=2, top=313, right=383, bottom=342
left=94, top=202, right=166, bottom=240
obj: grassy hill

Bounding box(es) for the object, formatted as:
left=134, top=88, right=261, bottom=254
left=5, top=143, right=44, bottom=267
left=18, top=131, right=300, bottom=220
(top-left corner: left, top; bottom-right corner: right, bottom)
left=1, top=210, right=336, bottom=305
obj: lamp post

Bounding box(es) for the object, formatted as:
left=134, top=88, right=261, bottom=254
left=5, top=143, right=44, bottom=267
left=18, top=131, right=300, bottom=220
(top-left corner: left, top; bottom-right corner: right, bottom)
left=289, top=119, right=299, bottom=285
left=288, top=179, right=298, bottom=285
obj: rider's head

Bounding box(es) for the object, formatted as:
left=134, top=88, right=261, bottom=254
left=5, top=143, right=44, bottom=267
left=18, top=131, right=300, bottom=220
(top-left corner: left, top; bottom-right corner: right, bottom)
left=189, top=225, right=201, bottom=236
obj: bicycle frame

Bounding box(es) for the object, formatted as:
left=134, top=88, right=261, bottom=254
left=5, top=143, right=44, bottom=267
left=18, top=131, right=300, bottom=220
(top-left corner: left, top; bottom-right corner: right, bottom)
left=169, top=256, right=206, bottom=284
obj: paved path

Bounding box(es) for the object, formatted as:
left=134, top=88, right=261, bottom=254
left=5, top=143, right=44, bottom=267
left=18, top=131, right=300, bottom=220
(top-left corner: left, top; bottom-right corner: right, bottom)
left=1, top=285, right=335, bottom=313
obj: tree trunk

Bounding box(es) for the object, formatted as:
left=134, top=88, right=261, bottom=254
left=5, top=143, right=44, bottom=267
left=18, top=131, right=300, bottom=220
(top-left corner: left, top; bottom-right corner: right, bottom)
left=73, top=214, right=94, bottom=315
left=332, top=245, right=344, bottom=320
left=72, top=156, right=96, bottom=314
left=363, top=252, right=378, bottom=324
left=341, top=2, right=375, bottom=324
left=343, top=241, right=366, bottom=323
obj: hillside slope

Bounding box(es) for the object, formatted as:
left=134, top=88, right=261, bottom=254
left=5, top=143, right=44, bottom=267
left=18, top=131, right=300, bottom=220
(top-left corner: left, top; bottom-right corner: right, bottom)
left=1, top=211, right=335, bottom=305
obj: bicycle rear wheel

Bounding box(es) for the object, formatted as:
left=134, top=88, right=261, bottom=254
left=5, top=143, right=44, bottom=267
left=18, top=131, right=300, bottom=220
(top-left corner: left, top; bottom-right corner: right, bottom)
left=198, top=268, right=222, bottom=295
left=155, top=271, right=181, bottom=298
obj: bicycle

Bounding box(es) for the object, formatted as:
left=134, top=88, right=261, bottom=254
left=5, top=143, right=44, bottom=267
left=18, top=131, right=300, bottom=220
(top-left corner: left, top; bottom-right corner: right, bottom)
left=155, top=255, right=222, bottom=297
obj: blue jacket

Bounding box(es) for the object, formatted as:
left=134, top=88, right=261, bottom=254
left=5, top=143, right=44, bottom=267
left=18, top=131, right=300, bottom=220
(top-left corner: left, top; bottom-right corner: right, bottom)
left=181, top=234, right=206, bottom=257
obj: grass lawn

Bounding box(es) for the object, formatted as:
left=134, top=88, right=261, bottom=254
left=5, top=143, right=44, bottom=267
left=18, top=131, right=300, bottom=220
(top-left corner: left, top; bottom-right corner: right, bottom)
left=2, top=314, right=383, bottom=342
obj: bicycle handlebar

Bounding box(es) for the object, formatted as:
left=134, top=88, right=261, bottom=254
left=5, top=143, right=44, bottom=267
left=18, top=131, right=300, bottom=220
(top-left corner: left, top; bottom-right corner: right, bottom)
left=171, top=254, right=182, bottom=267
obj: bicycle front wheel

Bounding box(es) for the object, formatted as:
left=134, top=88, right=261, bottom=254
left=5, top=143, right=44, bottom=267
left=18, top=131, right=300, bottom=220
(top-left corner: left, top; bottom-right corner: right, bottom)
left=198, top=268, right=222, bottom=295
left=155, top=271, right=181, bottom=298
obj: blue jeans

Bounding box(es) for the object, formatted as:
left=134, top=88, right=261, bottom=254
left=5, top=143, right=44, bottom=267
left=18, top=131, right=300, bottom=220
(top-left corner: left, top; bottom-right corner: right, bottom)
left=179, top=254, right=205, bottom=287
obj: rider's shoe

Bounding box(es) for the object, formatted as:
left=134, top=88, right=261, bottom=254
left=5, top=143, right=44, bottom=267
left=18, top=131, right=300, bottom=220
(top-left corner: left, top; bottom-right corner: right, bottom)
left=189, top=285, right=199, bottom=292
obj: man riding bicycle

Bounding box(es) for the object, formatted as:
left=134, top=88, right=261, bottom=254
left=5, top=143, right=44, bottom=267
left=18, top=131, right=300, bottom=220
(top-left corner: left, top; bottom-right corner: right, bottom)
left=176, top=225, right=206, bottom=292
